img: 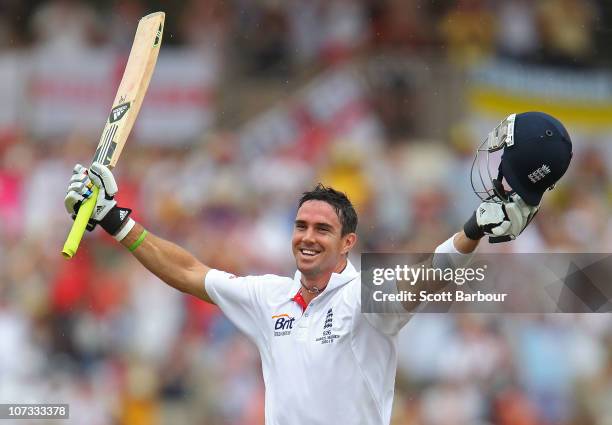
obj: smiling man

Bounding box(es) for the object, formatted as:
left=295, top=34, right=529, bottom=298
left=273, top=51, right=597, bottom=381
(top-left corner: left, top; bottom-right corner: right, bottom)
left=64, top=112, right=573, bottom=425
left=292, top=188, right=358, bottom=302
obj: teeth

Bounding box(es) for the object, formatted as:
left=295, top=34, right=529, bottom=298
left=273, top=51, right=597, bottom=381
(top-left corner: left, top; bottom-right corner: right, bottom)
left=301, top=249, right=318, bottom=256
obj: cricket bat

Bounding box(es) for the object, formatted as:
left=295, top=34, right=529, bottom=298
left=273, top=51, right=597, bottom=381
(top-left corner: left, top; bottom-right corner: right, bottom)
left=62, top=11, right=165, bottom=259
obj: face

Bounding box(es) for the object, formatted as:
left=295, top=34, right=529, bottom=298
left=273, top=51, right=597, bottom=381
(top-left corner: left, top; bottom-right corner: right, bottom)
left=292, top=200, right=357, bottom=282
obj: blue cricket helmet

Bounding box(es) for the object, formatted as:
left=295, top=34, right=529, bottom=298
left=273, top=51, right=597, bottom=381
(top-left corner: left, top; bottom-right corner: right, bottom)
left=471, top=112, right=573, bottom=207
left=501, top=112, right=573, bottom=206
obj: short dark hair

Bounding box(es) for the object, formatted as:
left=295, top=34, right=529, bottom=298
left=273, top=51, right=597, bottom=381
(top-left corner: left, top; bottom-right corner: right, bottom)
left=298, top=184, right=358, bottom=236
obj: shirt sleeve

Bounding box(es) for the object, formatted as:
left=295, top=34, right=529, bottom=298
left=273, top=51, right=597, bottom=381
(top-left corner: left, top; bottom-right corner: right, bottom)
left=364, top=282, right=413, bottom=336
left=351, top=277, right=413, bottom=336
left=205, top=269, right=267, bottom=345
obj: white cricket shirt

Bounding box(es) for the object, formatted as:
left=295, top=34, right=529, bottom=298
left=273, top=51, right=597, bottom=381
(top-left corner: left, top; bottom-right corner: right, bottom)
left=205, top=261, right=412, bottom=425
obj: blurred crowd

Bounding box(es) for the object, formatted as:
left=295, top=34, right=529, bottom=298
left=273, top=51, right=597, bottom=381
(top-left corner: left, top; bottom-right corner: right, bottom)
left=0, top=0, right=610, bottom=68
left=1, top=1, right=612, bottom=425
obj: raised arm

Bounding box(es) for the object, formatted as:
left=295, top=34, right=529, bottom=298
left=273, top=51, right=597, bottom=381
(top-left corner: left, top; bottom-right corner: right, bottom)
left=64, top=163, right=214, bottom=303
left=395, top=201, right=534, bottom=312
left=394, top=111, right=573, bottom=312
left=121, top=222, right=212, bottom=302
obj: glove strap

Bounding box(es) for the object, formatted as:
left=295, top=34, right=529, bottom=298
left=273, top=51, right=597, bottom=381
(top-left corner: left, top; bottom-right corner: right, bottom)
left=463, top=211, right=485, bottom=240
left=99, top=206, right=132, bottom=236
left=489, top=235, right=513, bottom=244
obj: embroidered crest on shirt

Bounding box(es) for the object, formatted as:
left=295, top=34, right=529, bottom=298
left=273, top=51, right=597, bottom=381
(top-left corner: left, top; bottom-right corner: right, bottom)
left=316, top=308, right=340, bottom=344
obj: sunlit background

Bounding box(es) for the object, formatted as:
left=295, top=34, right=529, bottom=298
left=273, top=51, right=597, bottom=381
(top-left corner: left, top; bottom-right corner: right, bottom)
left=1, top=1, right=612, bottom=424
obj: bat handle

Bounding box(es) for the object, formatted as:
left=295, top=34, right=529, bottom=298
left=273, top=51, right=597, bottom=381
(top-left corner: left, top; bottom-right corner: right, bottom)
left=61, top=185, right=99, bottom=259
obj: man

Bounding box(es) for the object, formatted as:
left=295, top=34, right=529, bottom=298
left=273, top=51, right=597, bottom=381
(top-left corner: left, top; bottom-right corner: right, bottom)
left=64, top=111, right=572, bottom=424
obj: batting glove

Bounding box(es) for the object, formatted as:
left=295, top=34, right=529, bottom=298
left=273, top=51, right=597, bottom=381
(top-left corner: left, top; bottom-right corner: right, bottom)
left=463, top=195, right=538, bottom=243
left=64, top=162, right=132, bottom=235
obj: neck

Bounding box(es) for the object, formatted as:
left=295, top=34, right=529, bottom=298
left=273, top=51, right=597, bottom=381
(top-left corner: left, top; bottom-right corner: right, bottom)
left=299, top=258, right=348, bottom=304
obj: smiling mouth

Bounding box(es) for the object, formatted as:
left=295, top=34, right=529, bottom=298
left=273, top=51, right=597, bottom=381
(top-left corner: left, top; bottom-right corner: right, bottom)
left=299, top=248, right=321, bottom=257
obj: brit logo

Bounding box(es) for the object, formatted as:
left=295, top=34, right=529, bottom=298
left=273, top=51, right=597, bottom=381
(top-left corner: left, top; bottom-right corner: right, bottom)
left=528, top=164, right=551, bottom=183
left=272, top=314, right=295, bottom=337
left=316, top=308, right=340, bottom=344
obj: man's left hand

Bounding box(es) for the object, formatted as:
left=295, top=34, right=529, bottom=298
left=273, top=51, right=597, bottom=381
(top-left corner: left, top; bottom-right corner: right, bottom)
left=463, top=195, right=538, bottom=243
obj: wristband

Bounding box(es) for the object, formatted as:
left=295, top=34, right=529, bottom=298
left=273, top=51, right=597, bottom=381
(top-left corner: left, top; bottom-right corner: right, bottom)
left=99, top=205, right=132, bottom=236
left=463, top=211, right=485, bottom=241
left=432, top=234, right=474, bottom=269
left=128, top=229, right=148, bottom=252
left=114, top=218, right=136, bottom=241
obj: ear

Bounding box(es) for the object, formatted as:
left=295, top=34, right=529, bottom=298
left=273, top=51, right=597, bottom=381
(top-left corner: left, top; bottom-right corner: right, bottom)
left=341, top=233, right=357, bottom=255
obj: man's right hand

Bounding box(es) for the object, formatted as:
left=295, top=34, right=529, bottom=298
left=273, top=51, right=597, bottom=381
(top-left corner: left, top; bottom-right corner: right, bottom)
left=65, top=163, right=213, bottom=302
left=64, top=162, right=132, bottom=236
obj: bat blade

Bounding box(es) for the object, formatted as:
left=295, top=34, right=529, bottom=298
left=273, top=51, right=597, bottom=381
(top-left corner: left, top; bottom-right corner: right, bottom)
left=62, top=11, right=164, bottom=259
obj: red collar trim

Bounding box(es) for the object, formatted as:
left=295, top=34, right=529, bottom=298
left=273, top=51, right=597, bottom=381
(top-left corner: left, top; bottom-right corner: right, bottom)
left=292, top=289, right=308, bottom=312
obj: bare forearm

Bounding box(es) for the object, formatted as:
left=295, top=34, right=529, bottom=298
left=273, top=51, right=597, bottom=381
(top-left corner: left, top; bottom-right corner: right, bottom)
left=453, top=231, right=480, bottom=254
left=121, top=222, right=212, bottom=302
left=397, top=232, right=480, bottom=312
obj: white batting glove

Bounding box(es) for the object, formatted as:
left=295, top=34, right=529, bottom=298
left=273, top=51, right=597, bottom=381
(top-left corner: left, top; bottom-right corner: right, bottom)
left=64, top=162, right=132, bottom=236
left=464, top=195, right=538, bottom=243
left=65, top=163, right=116, bottom=219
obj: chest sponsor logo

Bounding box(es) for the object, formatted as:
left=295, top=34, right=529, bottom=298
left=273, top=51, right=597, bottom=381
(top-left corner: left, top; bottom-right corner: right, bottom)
left=315, top=308, right=340, bottom=345
left=272, top=313, right=295, bottom=336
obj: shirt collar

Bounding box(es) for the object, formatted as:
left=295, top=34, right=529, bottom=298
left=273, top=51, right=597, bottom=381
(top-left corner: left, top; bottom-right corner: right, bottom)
left=288, top=259, right=359, bottom=299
